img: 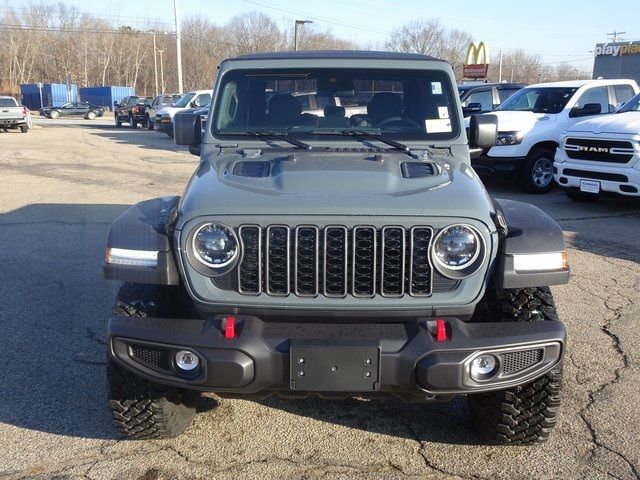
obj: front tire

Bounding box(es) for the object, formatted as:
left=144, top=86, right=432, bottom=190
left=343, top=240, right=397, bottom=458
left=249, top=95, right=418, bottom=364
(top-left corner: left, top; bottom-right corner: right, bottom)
left=107, top=283, right=201, bottom=439
left=115, top=114, right=122, bottom=128
left=147, top=116, right=154, bottom=130
left=20, top=124, right=28, bottom=133
left=520, top=148, right=555, bottom=194
left=468, top=287, right=563, bottom=445
left=50, top=110, right=60, bottom=119
left=86, top=111, right=97, bottom=120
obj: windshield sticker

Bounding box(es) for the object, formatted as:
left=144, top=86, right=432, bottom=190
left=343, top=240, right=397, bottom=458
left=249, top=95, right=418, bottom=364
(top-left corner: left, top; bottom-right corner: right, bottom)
left=425, top=118, right=452, bottom=133
left=438, top=106, right=449, bottom=119
left=431, top=82, right=443, bottom=95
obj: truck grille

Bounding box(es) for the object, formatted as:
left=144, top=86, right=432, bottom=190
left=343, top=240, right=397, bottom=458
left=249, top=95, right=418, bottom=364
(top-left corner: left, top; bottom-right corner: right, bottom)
left=236, top=225, right=434, bottom=298
left=565, top=138, right=634, bottom=163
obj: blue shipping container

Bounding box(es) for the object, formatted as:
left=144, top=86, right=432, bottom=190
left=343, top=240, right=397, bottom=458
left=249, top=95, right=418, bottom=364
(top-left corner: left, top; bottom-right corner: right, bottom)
left=79, top=86, right=135, bottom=109
left=20, top=83, right=78, bottom=110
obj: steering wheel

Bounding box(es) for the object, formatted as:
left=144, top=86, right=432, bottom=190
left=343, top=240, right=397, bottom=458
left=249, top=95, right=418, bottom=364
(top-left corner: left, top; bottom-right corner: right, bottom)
left=377, top=117, right=422, bottom=129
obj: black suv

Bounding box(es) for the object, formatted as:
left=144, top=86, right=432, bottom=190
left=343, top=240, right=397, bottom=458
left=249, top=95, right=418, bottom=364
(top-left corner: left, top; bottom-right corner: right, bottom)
left=114, top=96, right=153, bottom=128
left=458, top=82, right=525, bottom=116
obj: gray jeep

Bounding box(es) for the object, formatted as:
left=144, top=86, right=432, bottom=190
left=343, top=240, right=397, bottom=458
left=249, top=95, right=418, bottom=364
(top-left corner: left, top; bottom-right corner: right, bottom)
left=104, top=51, right=570, bottom=444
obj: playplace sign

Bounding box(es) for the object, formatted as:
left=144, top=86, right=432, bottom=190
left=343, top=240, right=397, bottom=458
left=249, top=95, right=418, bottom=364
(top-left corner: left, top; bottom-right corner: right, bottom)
left=595, top=41, right=640, bottom=57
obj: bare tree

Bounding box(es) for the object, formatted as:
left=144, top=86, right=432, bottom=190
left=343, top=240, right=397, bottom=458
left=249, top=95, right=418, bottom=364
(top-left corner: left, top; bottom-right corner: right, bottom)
left=386, top=19, right=443, bottom=56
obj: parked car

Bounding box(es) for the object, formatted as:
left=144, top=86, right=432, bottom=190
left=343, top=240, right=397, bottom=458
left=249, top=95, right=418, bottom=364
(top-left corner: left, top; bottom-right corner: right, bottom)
left=145, top=94, right=182, bottom=131
left=113, top=96, right=153, bottom=128
left=41, top=101, right=105, bottom=120
left=554, top=90, right=640, bottom=201
left=104, top=50, right=570, bottom=445
left=470, top=79, right=639, bottom=193
left=155, top=90, right=212, bottom=136
left=457, top=82, right=525, bottom=116
left=0, top=96, right=29, bottom=133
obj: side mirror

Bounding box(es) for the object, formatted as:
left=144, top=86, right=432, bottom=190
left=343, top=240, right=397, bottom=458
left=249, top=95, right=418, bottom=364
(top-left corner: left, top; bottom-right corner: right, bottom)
left=190, top=100, right=199, bottom=108
left=469, top=114, right=498, bottom=149
left=569, top=103, right=601, bottom=118
left=113, top=101, right=119, bottom=107
left=174, top=112, right=202, bottom=154
left=463, top=102, right=483, bottom=115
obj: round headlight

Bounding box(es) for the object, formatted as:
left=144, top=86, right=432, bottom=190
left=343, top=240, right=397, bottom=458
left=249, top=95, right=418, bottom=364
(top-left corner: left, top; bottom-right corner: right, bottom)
left=433, top=224, right=481, bottom=271
left=192, top=223, right=239, bottom=268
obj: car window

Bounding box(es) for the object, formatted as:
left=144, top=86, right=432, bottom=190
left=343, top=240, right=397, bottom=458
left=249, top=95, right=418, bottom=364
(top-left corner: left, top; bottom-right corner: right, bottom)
left=613, top=84, right=636, bottom=107
left=126, top=97, right=140, bottom=105
left=463, top=89, right=493, bottom=112
left=296, top=94, right=312, bottom=110
left=194, top=94, right=211, bottom=107
left=497, top=87, right=577, bottom=114
left=0, top=98, right=18, bottom=107
left=575, top=86, right=610, bottom=113
left=497, top=88, right=521, bottom=103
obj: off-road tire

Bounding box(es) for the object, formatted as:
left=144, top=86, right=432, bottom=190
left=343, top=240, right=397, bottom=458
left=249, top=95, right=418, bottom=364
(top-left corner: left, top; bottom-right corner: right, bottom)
left=20, top=124, right=28, bottom=133
left=468, top=287, right=563, bottom=445
left=107, top=282, right=201, bottom=439
left=564, top=187, right=599, bottom=202
left=520, top=148, right=555, bottom=194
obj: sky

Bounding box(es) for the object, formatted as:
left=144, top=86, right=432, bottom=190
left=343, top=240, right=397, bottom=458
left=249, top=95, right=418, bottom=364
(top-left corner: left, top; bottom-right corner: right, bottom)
left=7, top=0, right=640, bottom=72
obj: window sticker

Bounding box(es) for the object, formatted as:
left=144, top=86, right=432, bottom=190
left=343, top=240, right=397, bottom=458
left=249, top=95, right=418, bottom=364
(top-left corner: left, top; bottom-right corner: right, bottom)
left=425, top=119, right=452, bottom=133
left=431, top=82, right=443, bottom=95
left=438, top=106, right=449, bottom=119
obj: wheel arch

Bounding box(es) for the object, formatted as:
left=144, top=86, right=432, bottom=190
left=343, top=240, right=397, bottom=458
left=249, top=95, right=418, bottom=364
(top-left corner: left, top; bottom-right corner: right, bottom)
left=527, top=140, right=559, bottom=158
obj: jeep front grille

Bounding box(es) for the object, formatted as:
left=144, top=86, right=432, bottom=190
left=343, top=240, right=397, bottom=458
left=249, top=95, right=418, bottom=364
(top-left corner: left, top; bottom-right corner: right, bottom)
left=236, top=225, right=434, bottom=298
left=565, top=138, right=634, bottom=163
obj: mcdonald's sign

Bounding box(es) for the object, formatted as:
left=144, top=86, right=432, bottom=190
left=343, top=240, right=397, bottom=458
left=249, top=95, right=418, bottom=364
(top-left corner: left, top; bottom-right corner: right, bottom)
left=463, top=42, right=489, bottom=79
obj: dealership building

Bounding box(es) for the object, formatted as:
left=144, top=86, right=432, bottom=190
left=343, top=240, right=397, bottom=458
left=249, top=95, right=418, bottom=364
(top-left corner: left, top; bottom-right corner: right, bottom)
left=593, top=41, right=640, bottom=84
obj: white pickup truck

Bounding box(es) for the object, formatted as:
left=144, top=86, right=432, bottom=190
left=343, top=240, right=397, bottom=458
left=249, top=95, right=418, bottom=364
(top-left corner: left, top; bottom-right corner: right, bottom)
left=0, top=96, right=29, bottom=133
left=554, top=91, right=640, bottom=201
left=471, top=79, right=639, bottom=193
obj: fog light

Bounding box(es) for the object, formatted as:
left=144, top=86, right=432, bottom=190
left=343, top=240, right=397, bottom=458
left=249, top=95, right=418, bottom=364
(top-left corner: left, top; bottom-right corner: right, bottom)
left=470, top=354, right=498, bottom=381
left=175, top=350, right=199, bottom=372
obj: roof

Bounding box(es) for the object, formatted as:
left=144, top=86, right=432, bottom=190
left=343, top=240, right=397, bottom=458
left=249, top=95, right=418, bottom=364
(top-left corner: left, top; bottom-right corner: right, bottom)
left=227, top=50, right=445, bottom=62
left=526, top=79, right=637, bottom=88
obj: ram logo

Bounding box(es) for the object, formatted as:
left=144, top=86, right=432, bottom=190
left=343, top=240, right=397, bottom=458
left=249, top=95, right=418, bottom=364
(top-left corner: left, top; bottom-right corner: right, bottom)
left=577, top=146, right=610, bottom=153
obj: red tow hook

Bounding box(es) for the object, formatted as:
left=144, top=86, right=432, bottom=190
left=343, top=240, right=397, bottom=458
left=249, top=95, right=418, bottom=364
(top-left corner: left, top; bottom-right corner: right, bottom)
left=223, top=315, right=236, bottom=339
left=435, top=318, right=448, bottom=343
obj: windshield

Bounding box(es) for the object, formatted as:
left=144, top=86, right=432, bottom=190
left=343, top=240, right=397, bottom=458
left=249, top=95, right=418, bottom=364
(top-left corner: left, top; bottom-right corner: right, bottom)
left=212, top=68, right=460, bottom=141
left=617, top=92, right=640, bottom=112
left=0, top=98, right=17, bottom=107
left=496, top=87, right=577, bottom=114
left=173, top=92, right=196, bottom=108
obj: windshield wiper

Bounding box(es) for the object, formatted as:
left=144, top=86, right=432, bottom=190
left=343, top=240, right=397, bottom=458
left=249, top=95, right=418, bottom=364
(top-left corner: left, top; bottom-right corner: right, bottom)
left=311, top=128, right=413, bottom=156
left=245, top=129, right=311, bottom=150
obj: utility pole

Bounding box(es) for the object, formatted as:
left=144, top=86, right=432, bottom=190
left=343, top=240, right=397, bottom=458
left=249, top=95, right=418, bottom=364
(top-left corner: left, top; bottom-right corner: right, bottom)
left=498, top=49, right=503, bottom=83
left=174, top=0, right=183, bottom=93
left=294, top=19, right=313, bottom=51
left=158, top=48, right=165, bottom=94
left=153, top=33, right=159, bottom=95
left=607, top=30, right=626, bottom=43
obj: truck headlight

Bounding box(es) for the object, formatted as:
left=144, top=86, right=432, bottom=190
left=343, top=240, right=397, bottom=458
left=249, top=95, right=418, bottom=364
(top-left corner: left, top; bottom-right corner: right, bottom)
left=432, top=224, right=484, bottom=278
left=192, top=223, right=239, bottom=269
left=496, top=131, right=524, bottom=146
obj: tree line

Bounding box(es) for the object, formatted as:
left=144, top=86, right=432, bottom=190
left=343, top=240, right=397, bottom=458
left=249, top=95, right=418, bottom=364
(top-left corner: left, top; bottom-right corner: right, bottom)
left=0, top=2, right=590, bottom=97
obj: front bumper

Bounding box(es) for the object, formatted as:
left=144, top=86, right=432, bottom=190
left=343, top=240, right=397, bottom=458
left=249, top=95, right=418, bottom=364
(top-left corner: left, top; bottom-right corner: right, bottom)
left=554, top=161, right=640, bottom=197
left=471, top=152, right=526, bottom=176
left=108, top=315, right=565, bottom=399
left=155, top=118, right=172, bottom=132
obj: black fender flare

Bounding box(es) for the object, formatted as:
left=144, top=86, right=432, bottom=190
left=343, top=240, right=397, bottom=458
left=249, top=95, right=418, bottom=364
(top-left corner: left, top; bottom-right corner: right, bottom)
left=103, top=196, right=180, bottom=285
left=490, top=198, right=570, bottom=288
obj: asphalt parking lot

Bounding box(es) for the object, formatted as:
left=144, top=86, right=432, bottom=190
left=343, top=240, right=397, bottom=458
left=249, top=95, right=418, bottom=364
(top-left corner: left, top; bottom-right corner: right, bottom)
left=0, top=117, right=639, bottom=480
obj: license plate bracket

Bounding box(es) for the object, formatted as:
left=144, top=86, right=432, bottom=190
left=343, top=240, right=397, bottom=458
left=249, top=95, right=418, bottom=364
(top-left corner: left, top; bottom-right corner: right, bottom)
left=290, top=344, right=380, bottom=391
left=580, top=179, right=600, bottom=193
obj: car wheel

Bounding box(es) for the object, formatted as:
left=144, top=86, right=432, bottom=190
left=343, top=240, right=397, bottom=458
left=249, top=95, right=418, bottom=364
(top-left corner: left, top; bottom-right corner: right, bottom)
left=468, top=287, right=563, bottom=445
left=129, top=116, right=137, bottom=129
left=564, top=187, right=600, bottom=202
left=147, top=116, right=154, bottom=130
left=520, top=148, right=555, bottom=194
left=19, top=124, right=29, bottom=133
left=50, top=110, right=60, bottom=119
left=107, top=283, right=201, bottom=439
left=86, top=111, right=96, bottom=120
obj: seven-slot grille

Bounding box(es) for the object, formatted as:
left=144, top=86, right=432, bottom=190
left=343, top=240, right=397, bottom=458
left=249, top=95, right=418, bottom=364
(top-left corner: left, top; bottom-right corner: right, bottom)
left=564, top=138, right=635, bottom=163
left=236, top=225, right=434, bottom=298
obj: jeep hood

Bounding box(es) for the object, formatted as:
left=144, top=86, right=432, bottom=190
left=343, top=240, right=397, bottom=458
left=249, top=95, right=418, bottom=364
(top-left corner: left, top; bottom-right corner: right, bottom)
left=567, top=111, right=640, bottom=135
left=178, top=150, right=494, bottom=224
